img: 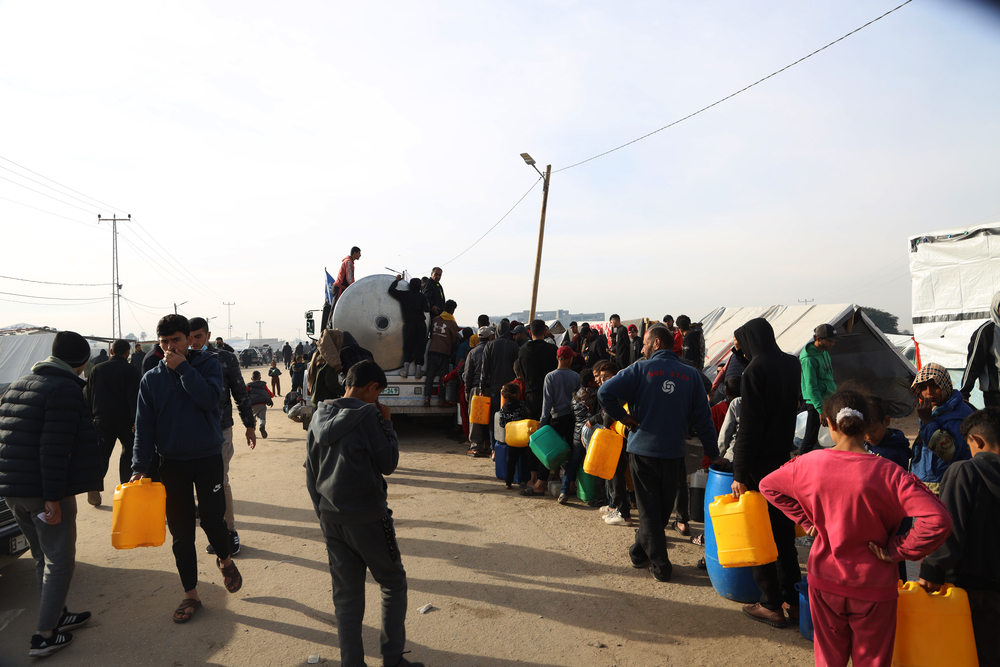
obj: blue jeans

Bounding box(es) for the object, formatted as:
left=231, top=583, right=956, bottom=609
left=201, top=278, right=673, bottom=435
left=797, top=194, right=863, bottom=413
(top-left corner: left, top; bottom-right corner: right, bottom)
left=561, top=445, right=586, bottom=495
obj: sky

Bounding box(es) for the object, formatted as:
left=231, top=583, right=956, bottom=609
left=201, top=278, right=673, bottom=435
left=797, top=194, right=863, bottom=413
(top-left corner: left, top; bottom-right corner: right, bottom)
left=1, top=0, right=999, bottom=341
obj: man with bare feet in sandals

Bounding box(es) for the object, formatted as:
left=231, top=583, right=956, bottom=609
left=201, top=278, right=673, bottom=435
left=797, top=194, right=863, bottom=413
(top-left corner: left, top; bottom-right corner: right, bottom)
left=131, top=314, right=243, bottom=624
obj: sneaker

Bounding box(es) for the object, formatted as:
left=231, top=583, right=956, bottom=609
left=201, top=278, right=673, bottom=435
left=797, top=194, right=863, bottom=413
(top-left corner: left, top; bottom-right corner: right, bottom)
left=260, top=427, right=268, bottom=438
left=604, top=510, right=632, bottom=526
left=598, top=505, right=614, bottom=514
left=557, top=493, right=568, bottom=505
left=29, top=632, right=73, bottom=657
left=399, top=365, right=409, bottom=379
left=230, top=530, right=241, bottom=556
left=55, top=608, right=91, bottom=632
left=87, top=490, right=101, bottom=507
left=414, top=366, right=423, bottom=380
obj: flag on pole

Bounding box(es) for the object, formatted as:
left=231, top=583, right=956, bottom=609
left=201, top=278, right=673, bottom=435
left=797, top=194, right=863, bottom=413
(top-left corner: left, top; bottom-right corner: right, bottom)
left=325, top=268, right=335, bottom=305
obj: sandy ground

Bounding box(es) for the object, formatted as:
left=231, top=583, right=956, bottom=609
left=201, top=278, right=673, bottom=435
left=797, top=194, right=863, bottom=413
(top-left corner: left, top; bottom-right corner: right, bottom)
left=0, top=369, right=924, bottom=667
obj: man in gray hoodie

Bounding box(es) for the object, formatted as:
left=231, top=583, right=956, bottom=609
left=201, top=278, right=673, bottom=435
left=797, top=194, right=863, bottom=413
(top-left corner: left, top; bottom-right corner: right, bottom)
left=305, top=360, right=422, bottom=667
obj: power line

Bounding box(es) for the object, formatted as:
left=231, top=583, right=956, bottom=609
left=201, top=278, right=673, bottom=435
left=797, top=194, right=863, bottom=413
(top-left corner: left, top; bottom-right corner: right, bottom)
left=0, top=274, right=112, bottom=287
left=0, top=173, right=102, bottom=215
left=0, top=296, right=110, bottom=307
left=554, top=0, right=914, bottom=173
left=0, top=290, right=111, bottom=301
left=0, top=195, right=107, bottom=230
left=435, top=177, right=542, bottom=269
left=0, top=154, right=126, bottom=212
left=0, top=164, right=114, bottom=212
left=120, top=295, right=171, bottom=310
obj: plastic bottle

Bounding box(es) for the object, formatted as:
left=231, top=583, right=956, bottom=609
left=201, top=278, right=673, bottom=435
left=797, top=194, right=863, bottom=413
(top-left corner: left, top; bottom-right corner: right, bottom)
left=708, top=491, right=778, bottom=568
left=111, top=478, right=167, bottom=549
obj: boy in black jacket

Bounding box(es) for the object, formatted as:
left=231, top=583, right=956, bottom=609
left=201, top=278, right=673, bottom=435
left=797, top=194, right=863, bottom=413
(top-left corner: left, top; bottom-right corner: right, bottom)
left=306, top=360, right=422, bottom=667
left=919, top=407, right=1000, bottom=665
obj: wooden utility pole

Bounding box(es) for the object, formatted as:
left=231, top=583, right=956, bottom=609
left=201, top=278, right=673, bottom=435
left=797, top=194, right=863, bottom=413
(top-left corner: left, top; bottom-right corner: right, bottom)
left=528, top=164, right=551, bottom=324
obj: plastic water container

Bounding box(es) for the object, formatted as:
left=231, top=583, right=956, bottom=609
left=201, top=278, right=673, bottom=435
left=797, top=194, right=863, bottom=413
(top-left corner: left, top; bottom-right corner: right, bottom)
left=704, top=466, right=763, bottom=603
left=112, top=478, right=167, bottom=549
left=610, top=421, right=629, bottom=437
left=795, top=576, right=813, bottom=641
left=576, top=470, right=599, bottom=501
left=494, top=443, right=529, bottom=483
left=469, top=395, right=491, bottom=425
left=709, top=491, right=778, bottom=568
left=689, top=469, right=708, bottom=522
left=583, top=428, right=623, bottom=479
left=444, top=380, right=459, bottom=403
left=505, top=419, right=539, bottom=448
left=893, top=582, right=978, bottom=666
left=529, top=425, right=570, bottom=469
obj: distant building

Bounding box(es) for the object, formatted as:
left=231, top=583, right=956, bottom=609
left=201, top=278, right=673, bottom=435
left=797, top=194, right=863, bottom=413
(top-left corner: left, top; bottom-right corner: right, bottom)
left=489, top=310, right=605, bottom=328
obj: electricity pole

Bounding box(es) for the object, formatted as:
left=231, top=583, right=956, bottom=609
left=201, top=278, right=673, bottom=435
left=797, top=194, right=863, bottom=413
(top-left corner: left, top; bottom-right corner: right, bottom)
left=223, top=301, right=235, bottom=339
left=519, top=154, right=551, bottom=324
left=256, top=321, right=263, bottom=345
left=174, top=301, right=187, bottom=315
left=98, top=214, right=130, bottom=339
left=798, top=299, right=814, bottom=306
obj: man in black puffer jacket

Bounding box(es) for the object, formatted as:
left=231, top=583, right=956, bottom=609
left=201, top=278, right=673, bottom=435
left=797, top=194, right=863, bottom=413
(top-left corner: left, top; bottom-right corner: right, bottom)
left=0, top=331, right=102, bottom=657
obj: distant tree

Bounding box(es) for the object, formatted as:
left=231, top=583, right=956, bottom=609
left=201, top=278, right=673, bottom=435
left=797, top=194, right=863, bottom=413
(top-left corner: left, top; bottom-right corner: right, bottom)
left=140, top=331, right=147, bottom=340
left=861, top=306, right=899, bottom=334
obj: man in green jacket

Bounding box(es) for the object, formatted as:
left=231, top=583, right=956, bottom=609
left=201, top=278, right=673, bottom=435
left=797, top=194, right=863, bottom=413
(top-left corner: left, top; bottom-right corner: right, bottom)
left=798, top=323, right=839, bottom=455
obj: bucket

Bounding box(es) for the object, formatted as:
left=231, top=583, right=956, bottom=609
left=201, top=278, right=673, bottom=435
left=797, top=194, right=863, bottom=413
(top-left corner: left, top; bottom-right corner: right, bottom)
left=795, top=576, right=813, bottom=641
left=704, top=466, right=763, bottom=603
left=577, top=470, right=599, bottom=501
left=689, top=469, right=708, bottom=522
left=709, top=491, right=778, bottom=568
left=494, top=443, right=529, bottom=483
left=893, top=582, right=978, bottom=666
left=470, top=394, right=491, bottom=425
left=529, top=425, right=570, bottom=469
left=505, top=419, right=539, bottom=448
left=583, top=428, right=623, bottom=479
left=112, top=478, right=167, bottom=549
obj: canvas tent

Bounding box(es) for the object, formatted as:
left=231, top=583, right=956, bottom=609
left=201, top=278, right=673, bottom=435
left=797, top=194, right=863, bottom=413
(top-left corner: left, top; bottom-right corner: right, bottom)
left=698, top=304, right=917, bottom=417
left=0, top=330, right=58, bottom=394
left=909, top=223, right=1000, bottom=380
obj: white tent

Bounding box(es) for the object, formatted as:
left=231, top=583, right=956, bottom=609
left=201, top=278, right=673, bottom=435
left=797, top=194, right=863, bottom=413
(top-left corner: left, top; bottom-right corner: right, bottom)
left=699, top=304, right=917, bottom=417
left=909, top=223, right=1000, bottom=372
left=0, top=332, right=58, bottom=394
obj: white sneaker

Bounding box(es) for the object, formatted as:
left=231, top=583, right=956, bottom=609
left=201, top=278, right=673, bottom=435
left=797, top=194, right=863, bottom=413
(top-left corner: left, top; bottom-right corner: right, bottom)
left=598, top=505, right=614, bottom=514
left=604, top=509, right=632, bottom=526
left=399, top=362, right=409, bottom=378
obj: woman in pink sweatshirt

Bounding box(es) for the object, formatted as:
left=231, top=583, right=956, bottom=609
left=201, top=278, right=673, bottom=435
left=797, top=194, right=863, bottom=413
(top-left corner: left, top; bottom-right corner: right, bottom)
left=759, top=389, right=951, bottom=667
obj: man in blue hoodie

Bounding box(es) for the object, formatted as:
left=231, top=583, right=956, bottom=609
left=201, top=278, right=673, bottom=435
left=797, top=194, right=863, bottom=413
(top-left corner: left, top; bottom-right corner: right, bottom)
left=306, top=360, right=422, bottom=667
left=598, top=325, right=719, bottom=582
left=131, top=314, right=242, bottom=624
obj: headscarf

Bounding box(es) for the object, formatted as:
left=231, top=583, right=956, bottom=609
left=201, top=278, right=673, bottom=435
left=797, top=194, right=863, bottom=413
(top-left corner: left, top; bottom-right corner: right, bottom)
left=911, top=362, right=953, bottom=398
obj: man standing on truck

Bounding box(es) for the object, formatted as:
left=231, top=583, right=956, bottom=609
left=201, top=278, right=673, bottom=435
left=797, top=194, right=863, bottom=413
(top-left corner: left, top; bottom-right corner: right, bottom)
left=333, top=246, right=361, bottom=305
left=422, top=267, right=446, bottom=317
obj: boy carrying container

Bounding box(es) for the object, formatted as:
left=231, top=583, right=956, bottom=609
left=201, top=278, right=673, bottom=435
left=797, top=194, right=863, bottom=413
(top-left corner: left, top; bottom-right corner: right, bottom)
left=247, top=371, right=274, bottom=439
left=912, top=362, right=974, bottom=495
left=919, top=407, right=1000, bottom=665
left=305, top=360, right=422, bottom=667
left=759, top=389, right=951, bottom=667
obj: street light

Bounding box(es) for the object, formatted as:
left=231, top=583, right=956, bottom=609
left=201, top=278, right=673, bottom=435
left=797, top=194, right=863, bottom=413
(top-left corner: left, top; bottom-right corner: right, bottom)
left=521, top=153, right=551, bottom=324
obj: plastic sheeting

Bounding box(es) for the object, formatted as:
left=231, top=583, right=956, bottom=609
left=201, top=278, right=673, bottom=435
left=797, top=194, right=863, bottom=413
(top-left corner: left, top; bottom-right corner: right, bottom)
left=909, top=223, right=1000, bottom=369
left=0, top=333, right=57, bottom=394
left=699, top=304, right=917, bottom=417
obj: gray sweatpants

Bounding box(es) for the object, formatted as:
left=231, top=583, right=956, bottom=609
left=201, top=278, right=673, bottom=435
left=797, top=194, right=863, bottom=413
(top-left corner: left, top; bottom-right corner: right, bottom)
left=252, top=403, right=267, bottom=428
left=7, top=495, right=78, bottom=634
left=320, top=515, right=408, bottom=667
left=221, top=426, right=236, bottom=532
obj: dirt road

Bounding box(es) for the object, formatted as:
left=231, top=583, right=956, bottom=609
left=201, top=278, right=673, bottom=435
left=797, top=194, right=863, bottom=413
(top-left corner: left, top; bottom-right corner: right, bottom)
left=1, top=366, right=884, bottom=666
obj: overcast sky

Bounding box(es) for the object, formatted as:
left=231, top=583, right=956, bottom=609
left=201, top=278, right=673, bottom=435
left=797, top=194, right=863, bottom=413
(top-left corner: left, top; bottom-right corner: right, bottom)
left=2, top=0, right=998, bottom=340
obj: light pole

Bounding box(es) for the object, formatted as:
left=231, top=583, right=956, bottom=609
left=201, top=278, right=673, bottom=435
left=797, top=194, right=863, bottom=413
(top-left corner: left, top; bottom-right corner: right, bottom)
left=174, top=301, right=188, bottom=315
left=521, top=153, right=551, bottom=324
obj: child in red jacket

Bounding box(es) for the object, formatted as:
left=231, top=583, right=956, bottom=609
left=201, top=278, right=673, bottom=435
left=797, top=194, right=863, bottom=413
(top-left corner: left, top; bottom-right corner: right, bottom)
left=759, top=389, right=951, bottom=667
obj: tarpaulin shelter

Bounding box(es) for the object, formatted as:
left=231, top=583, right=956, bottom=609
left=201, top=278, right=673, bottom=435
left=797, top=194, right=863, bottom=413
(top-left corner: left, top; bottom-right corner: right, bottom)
left=0, top=330, right=58, bottom=394
left=698, top=304, right=917, bottom=417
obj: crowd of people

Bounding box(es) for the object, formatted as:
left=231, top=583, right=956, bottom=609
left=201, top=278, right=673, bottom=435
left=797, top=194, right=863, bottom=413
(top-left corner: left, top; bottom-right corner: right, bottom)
left=2, top=283, right=1000, bottom=666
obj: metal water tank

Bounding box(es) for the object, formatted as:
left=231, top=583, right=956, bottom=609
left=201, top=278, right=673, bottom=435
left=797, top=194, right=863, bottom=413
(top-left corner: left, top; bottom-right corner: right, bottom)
left=331, top=274, right=407, bottom=371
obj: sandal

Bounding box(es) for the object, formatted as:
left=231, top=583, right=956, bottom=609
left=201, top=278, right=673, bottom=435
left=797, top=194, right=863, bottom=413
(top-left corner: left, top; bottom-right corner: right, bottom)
left=672, top=520, right=691, bottom=537
left=173, top=598, right=202, bottom=624
left=217, top=557, right=243, bottom=593
left=519, top=487, right=543, bottom=497
left=690, top=533, right=705, bottom=547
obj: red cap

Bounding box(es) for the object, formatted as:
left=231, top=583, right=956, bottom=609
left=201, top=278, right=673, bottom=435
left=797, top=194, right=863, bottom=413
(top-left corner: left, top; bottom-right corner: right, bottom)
left=628, top=324, right=638, bottom=332
left=557, top=345, right=574, bottom=359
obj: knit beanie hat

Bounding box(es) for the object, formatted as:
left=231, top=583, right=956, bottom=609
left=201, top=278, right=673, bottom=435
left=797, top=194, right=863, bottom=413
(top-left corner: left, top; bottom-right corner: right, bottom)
left=52, top=331, right=91, bottom=367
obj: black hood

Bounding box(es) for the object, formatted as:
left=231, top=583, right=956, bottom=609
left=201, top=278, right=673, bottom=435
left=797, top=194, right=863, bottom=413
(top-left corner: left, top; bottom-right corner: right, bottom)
left=733, top=318, right=781, bottom=363
left=973, top=452, right=1000, bottom=501
left=499, top=321, right=511, bottom=340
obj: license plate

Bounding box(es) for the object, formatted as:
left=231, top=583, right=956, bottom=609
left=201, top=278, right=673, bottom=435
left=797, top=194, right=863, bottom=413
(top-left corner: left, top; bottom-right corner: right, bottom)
left=380, top=387, right=399, bottom=396
left=10, top=534, right=28, bottom=554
